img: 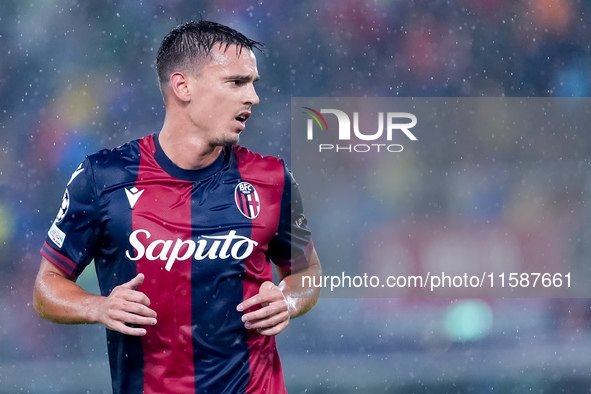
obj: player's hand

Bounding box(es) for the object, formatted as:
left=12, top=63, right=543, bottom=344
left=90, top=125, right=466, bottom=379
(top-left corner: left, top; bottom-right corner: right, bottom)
left=236, top=281, right=293, bottom=336
left=96, top=273, right=157, bottom=336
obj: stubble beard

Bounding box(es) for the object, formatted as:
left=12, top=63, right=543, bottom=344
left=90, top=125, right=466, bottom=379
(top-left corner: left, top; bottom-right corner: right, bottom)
left=212, top=131, right=240, bottom=147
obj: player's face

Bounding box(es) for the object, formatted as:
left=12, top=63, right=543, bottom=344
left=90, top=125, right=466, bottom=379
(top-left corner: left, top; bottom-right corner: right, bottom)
left=187, top=44, right=260, bottom=147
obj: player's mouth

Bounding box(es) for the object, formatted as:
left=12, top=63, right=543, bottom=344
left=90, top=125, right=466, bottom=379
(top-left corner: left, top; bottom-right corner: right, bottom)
left=235, top=111, right=251, bottom=131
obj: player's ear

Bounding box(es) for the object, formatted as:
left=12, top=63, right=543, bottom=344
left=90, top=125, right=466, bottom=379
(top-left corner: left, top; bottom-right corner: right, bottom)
left=169, top=72, right=191, bottom=102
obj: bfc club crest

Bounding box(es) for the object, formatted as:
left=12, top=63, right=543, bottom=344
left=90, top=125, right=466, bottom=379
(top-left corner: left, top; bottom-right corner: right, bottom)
left=234, top=182, right=260, bottom=219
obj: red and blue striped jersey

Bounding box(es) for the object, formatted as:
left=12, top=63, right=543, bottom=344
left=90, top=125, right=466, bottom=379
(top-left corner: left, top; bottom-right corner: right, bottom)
left=41, top=133, right=314, bottom=393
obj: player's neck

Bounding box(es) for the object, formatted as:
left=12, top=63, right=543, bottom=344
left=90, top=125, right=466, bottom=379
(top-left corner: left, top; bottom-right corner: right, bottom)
left=158, top=123, right=223, bottom=171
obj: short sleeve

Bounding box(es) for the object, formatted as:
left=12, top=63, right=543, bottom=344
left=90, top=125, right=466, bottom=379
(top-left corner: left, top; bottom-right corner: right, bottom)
left=41, top=158, right=100, bottom=277
left=266, top=164, right=314, bottom=273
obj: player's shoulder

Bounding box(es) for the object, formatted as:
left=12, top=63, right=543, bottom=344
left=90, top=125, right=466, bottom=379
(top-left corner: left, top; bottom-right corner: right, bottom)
left=87, top=136, right=144, bottom=167
left=231, top=145, right=288, bottom=183
left=83, top=135, right=146, bottom=187
left=232, top=145, right=285, bottom=168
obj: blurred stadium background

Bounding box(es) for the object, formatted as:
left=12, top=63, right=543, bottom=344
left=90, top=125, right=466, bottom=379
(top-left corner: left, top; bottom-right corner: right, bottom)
left=1, top=0, right=591, bottom=392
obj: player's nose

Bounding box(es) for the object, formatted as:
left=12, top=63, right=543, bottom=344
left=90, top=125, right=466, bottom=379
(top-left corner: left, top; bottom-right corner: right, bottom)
left=245, top=83, right=259, bottom=106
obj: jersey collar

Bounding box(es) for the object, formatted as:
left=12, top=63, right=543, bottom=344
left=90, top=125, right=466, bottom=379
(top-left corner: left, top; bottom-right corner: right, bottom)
left=153, top=133, right=228, bottom=182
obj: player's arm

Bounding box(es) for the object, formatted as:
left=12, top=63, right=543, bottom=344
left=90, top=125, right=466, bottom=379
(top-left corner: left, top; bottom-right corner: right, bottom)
left=237, top=246, right=322, bottom=336
left=33, top=256, right=157, bottom=336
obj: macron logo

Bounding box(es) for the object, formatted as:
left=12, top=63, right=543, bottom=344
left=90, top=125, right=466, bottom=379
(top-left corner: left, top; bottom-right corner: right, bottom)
left=125, top=187, right=145, bottom=208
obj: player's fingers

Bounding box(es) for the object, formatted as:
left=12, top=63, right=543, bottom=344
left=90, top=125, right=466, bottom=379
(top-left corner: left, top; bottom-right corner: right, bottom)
left=236, top=294, right=262, bottom=312
left=120, top=273, right=145, bottom=290
left=241, top=300, right=286, bottom=323
left=120, top=300, right=157, bottom=318
left=109, top=309, right=157, bottom=328
left=99, top=295, right=156, bottom=324
left=258, top=281, right=285, bottom=301
left=244, top=309, right=289, bottom=330
left=108, top=321, right=148, bottom=337
left=237, top=282, right=283, bottom=312
left=260, top=281, right=276, bottom=292
left=257, top=319, right=289, bottom=336
left=109, top=287, right=152, bottom=309
left=124, top=311, right=158, bottom=327
left=122, top=289, right=152, bottom=307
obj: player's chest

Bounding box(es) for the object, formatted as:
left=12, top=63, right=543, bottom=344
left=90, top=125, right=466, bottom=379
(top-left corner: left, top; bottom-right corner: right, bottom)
left=102, top=175, right=281, bottom=246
